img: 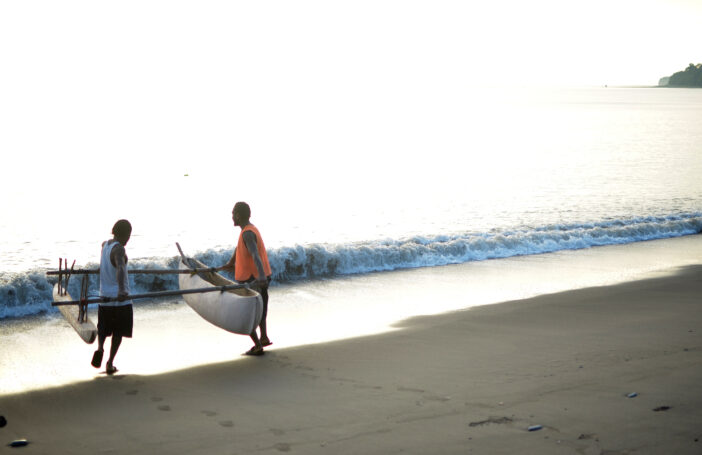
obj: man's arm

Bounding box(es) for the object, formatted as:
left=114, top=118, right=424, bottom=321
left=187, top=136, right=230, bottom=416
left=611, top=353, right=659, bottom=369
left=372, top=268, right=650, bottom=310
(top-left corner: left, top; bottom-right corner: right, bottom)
left=218, top=249, right=236, bottom=272
left=111, top=244, right=129, bottom=301
left=243, top=231, right=267, bottom=286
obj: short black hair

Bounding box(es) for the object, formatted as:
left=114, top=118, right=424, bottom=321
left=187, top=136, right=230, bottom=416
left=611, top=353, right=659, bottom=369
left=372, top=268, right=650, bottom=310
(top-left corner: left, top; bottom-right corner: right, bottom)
left=112, top=219, right=132, bottom=238
left=233, top=202, right=251, bottom=221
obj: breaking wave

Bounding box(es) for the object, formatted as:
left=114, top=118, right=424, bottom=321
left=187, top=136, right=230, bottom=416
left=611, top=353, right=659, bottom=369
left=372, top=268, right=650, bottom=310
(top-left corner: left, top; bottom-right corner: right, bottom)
left=1, top=212, right=700, bottom=319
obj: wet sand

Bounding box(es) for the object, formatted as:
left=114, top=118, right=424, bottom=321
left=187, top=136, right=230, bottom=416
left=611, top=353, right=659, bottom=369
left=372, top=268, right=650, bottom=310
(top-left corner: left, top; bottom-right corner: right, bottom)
left=1, top=265, right=701, bottom=454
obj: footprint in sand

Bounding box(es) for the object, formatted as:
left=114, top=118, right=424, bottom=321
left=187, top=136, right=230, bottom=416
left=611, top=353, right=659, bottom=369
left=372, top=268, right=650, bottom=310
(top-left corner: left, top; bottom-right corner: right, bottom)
left=158, top=405, right=171, bottom=411
left=423, top=394, right=451, bottom=402
left=469, top=416, right=513, bottom=427
left=219, top=420, right=234, bottom=428
left=274, top=442, right=291, bottom=452
left=201, top=410, right=217, bottom=417
left=352, top=383, right=383, bottom=390
left=397, top=386, right=425, bottom=394
left=653, top=406, right=671, bottom=412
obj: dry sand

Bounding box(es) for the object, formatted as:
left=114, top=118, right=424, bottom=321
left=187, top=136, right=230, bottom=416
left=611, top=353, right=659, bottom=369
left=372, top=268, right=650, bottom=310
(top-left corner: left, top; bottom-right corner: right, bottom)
left=1, top=265, right=701, bottom=454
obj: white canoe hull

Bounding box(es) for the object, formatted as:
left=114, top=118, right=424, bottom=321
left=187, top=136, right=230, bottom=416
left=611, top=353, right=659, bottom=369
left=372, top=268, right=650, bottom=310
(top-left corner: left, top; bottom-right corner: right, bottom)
left=178, top=258, right=263, bottom=335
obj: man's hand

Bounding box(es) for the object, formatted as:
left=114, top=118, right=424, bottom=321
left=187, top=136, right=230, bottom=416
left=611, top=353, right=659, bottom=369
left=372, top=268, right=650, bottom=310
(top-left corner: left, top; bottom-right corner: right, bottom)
left=117, top=291, right=128, bottom=302
left=247, top=277, right=268, bottom=290
left=218, top=263, right=235, bottom=273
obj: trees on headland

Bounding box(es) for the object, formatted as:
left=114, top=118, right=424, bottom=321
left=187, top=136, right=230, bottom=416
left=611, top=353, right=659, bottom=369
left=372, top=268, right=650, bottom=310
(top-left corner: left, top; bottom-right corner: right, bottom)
left=659, top=63, right=702, bottom=87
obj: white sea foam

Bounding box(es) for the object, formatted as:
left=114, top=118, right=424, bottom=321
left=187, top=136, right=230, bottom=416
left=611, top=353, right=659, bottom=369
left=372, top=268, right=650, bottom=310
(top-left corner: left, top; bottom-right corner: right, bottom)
left=2, top=213, right=700, bottom=319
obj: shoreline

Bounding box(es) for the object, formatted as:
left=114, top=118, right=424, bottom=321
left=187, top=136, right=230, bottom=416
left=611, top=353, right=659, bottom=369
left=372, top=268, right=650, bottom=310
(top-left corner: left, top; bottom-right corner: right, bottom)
left=2, top=264, right=701, bottom=453
left=2, top=234, right=702, bottom=396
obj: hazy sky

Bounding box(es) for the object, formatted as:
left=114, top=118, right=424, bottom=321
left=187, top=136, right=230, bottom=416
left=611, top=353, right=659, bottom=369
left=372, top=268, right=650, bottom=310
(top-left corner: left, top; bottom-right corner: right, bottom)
left=1, top=0, right=701, bottom=194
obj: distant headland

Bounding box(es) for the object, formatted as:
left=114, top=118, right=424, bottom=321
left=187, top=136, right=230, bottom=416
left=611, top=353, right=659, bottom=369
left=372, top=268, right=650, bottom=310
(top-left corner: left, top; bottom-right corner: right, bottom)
left=659, top=63, right=702, bottom=87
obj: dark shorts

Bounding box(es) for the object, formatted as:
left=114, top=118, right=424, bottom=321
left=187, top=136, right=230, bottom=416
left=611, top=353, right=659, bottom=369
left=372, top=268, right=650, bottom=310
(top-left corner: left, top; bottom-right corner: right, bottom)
left=98, top=304, right=133, bottom=338
left=243, top=277, right=270, bottom=320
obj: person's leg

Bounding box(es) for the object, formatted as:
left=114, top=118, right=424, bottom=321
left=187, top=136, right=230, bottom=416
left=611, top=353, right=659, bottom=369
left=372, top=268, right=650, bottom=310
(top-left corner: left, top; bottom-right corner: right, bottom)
left=105, top=305, right=130, bottom=374
left=106, top=334, right=122, bottom=374
left=92, top=306, right=107, bottom=368
left=245, top=331, right=264, bottom=355
left=92, top=334, right=106, bottom=368
left=108, top=334, right=122, bottom=364
left=259, top=285, right=271, bottom=346
left=97, top=306, right=107, bottom=352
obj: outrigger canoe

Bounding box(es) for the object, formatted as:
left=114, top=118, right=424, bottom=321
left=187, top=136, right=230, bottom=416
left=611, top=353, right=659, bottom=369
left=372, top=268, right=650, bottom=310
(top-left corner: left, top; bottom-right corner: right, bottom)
left=179, top=257, right=263, bottom=335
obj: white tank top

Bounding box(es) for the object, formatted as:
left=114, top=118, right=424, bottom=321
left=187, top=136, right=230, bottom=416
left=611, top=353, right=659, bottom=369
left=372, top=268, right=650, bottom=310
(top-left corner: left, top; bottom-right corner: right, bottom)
left=99, top=240, right=130, bottom=306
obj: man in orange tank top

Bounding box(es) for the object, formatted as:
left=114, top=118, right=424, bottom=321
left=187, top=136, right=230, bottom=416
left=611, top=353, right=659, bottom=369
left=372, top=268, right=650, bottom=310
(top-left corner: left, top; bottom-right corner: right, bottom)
left=218, top=202, right=272, bottom=356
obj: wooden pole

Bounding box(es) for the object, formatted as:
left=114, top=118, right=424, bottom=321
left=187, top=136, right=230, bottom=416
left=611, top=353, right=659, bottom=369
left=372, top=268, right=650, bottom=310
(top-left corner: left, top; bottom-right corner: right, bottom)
left=176, top=242, right=194, bottom=271
left=46, top=267, right=219, bottom=276
left=63, top=260, right=76, bottom=295
left=46, top=243, right=218, bottom=276
left=51, top=283, right=249, bottom=306
left=58, top=258, right=63, bottom=295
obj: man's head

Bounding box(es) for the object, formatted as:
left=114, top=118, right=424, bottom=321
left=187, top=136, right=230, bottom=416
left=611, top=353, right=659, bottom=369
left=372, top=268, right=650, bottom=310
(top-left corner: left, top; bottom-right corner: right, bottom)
left=112, top=219, right=132, bottom=245
left=232, top=202, right=251, bottom=227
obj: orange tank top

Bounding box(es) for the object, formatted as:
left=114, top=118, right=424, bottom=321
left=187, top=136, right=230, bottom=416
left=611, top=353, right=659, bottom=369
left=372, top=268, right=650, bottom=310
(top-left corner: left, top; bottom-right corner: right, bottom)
left=235, top=224, right=272, bottom=281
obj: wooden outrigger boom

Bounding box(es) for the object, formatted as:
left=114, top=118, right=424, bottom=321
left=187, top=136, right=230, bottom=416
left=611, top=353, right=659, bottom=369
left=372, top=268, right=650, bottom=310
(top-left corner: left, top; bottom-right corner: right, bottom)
left=48, top=249, right=233, bottom=307
left=48, top=243, right=260, bottom=339
left=51, top=283, right=250, bottom=306
left=46, top=267, right=219, bottom=276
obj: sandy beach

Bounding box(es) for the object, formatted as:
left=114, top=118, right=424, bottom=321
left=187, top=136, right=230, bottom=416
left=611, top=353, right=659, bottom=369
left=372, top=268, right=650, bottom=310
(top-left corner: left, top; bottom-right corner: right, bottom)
left=1, top=262, right=701, bottom=454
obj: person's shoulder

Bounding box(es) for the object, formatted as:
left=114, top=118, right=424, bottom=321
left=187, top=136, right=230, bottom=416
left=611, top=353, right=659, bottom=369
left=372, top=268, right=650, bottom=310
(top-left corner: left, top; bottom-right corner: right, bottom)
left=242, top=223, right=259, bottom=234
left=111, top=242, right=126, bottom=254
left=246, top=224, right=263, bottom=234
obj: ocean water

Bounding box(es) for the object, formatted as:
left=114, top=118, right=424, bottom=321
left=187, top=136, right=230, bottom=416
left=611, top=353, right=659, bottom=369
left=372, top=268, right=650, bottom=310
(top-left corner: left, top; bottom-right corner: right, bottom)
left=2, top=86, right=702, bottom=393
left=1, top=87, right=702, bottom=319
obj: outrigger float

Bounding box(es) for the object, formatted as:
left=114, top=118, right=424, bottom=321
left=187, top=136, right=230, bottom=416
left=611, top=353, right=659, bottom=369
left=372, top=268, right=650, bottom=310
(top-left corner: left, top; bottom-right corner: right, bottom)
left=47, top=243, right=263, bottom=342
left=52, top=258, right=96, bottom=344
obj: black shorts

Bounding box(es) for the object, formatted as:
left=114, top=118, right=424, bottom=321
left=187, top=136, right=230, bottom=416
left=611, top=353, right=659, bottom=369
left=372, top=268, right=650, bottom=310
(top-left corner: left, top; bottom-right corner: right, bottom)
left=242, top=277, right=270, bottom=320
left=98, top=304, right=133, bottom=338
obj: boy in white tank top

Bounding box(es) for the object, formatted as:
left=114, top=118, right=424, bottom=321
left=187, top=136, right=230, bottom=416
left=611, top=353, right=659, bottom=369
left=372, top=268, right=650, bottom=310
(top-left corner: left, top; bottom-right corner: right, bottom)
left=91, top=219, right=133, bottom=375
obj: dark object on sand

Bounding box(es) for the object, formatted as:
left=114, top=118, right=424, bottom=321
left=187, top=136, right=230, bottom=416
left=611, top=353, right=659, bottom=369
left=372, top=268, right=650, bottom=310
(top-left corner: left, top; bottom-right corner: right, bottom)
left=653, top=406, right=671, bottom=412
left=0, top=415, right=6, bottom=427
left=8, top=439, right=29, bottom=447
left=527, top=425, right=543, bottom=432
left=626, top=392, right=638, bottom=398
